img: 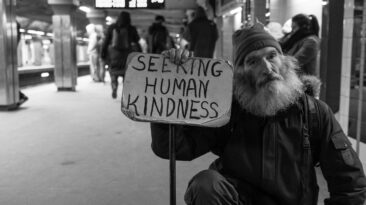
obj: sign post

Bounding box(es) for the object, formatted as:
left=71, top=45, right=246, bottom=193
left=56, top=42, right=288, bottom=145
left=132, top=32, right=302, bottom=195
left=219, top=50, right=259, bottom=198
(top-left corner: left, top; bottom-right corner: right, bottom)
left=169, top=124, right=176, bottom=205
left=121, top=52, right=233, bottom=205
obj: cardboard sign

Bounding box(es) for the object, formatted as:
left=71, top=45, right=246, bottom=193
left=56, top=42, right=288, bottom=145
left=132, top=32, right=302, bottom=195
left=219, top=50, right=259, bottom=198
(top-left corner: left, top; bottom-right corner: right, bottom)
left=121, top=52, right=233, bottom=127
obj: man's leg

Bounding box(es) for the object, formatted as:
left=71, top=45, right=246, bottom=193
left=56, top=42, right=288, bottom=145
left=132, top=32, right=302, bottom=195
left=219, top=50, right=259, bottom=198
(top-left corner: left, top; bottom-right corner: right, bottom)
left=184, top=170, right=242, bottom=205
left=110, top=73, right=118, bottom=99
left=90, top=53, right=98, bottom=81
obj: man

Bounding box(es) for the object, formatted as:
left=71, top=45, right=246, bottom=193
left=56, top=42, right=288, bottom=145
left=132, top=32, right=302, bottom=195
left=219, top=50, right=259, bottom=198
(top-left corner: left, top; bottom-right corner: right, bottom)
left=183, top=6, right=218, bottom=58
left=150, top=23, right=366, bottom=205
left=148, top=15, right=172, bottom=54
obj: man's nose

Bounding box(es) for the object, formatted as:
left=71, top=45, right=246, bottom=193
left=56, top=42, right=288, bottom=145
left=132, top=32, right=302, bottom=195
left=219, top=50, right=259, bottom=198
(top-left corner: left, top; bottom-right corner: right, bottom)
left=260, top=58, right=274, bottom=74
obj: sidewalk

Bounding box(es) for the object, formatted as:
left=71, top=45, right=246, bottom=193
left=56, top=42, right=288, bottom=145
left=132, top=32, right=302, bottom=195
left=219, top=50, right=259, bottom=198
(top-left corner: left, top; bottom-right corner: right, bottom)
left=0, top=75, right=365, bottom=204
left=0, top=76, right=215, bottom=205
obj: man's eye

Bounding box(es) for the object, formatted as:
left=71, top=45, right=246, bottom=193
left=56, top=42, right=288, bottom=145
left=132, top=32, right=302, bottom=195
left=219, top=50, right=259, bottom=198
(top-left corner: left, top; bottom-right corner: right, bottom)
left=268, top=53, right=277, bottom=60
left=246, top=59, right=256, bottom=65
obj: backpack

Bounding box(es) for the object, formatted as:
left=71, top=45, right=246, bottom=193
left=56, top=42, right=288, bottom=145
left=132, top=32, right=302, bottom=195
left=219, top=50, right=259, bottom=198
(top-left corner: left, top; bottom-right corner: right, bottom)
left=112, top=27, right=130, bottom=51
left=151, top=28, right=171, bottom=53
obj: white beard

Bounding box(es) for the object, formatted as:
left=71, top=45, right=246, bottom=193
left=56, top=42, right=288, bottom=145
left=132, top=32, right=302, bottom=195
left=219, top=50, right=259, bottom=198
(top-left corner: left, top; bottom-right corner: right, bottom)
left=233, top=56, right=304, bottom=117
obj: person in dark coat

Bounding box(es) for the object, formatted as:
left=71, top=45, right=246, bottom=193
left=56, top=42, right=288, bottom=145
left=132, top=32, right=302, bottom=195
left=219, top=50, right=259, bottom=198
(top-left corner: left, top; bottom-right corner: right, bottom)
left=280, top=14, right=320, bottom=76
left=101, top=11, right=140, bottom=99
left=183, top=6, right=218, bottom=58
left=148, top=15, right=172, bottom=54
left=150, top=24, right=366, bottom=205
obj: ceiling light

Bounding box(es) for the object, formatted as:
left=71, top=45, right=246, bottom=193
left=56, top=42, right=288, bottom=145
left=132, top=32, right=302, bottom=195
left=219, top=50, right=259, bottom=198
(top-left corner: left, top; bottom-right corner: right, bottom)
left=79, top=6, right=91, bottom=13
left=229, top=7, right=242, bottom=16
left=27, top=30, right=45, bottom=35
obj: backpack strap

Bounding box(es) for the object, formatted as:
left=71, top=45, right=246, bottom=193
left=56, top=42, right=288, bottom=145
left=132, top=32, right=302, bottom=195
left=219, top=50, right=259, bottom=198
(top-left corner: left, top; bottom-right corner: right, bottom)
left=300, top=94, right=321, bottom=204
left=300, top=94, right=312, bottom=204
left=306, top=95, right=321, bottom=165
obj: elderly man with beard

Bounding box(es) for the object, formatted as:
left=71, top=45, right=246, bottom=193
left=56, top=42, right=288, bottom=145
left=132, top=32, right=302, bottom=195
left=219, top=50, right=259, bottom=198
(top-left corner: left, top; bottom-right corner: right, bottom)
left=150, top=23, right=366, bottom=205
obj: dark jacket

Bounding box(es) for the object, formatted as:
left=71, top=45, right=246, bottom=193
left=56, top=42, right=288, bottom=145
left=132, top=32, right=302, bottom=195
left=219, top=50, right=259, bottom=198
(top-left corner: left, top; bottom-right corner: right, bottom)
left=148, top=22, right=170, bottom=54
left=101, top=23, right=140, bottom=76
left=150, top=96, right=366, bottom=205
left=184, top=17, right=218, bottom=58
left=280, top=29, right=320, bottom=76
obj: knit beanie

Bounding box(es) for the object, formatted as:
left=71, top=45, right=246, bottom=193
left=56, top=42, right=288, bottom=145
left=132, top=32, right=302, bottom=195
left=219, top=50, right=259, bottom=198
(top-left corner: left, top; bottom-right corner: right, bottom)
left=232, top=23, right=282, bottom=67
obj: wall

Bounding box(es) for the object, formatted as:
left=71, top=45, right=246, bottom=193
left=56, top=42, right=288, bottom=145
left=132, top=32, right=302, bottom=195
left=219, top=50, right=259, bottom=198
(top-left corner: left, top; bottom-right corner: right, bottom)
left=219, top=7, right=242, bottom=62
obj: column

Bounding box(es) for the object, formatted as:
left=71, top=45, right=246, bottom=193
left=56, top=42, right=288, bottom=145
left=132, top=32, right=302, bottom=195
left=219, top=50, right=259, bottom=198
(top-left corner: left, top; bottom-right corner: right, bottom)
left=48, top=0, right=79, bottom=91
left=338, top=0, right=354, bottom=134
left=319, top=0, right=344, bottom=113
left=251, top=0, right=267, bottom=24
left=0, top=0, right=19, bottom=110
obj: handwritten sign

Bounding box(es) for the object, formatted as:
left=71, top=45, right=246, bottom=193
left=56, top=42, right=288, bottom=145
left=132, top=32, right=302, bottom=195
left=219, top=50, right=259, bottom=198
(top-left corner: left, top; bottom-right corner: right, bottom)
left=121, top=53, right=233, bottom=127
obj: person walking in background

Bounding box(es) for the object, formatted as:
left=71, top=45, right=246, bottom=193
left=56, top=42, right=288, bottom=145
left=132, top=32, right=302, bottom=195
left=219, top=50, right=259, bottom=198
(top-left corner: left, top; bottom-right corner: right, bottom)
left=16, top=21, right=28, bottom=107
left=183, top=6, right=218, bottom=58
left=86, top=24, right=104, bottom=82
left=101, top=11, right=140, bottom=99
left=280, top=14, right=320, bottom=76
left=148, top=15, right=173, bottom=54
left=94, top=24, right=106, bottom=82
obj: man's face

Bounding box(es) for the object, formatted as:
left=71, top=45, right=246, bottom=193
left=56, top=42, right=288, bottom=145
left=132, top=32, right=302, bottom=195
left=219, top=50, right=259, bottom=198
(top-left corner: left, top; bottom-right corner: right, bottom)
left=233, top=46, right=303, bottom=116
left=240, top=47, right=283, bottom=91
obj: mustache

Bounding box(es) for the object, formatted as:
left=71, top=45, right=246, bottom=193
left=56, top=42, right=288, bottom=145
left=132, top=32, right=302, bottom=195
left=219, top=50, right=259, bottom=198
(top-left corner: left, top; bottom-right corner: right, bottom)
left=257, top=72, right=283, bottom=88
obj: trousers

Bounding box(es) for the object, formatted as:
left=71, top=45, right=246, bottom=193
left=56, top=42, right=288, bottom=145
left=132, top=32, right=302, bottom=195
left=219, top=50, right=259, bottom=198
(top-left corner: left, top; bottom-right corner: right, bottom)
left=184, top=170, right=279, bottom=205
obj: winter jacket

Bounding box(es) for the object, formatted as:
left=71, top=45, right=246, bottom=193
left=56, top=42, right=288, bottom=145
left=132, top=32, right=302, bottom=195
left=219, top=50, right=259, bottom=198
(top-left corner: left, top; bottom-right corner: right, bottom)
left=150, top=95, right=366, bottom=205
left=285, top=35, right=320, bottom=76
left=101, top=23, right=140, bottom=76
left=184, top=17, right=218, bottom=58
left=148, top=23, right=171, bottom=54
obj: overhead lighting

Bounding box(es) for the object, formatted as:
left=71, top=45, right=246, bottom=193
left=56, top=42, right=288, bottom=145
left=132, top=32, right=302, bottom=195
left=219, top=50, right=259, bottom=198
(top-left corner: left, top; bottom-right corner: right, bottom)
left=79, top=6, right=91, bottom=13
left=41, top=72, right=50, bottom=78
left=265, top=12, right=270, bottom=17
left=27, top=30, right=45, bottom=35
left=19, top=28, right=25, bottom=33
left=322, top=0, right=328, bottom=6
left=46, top=33, right=53, bottom=37
left=229, top=7, right=242, bottom=15
left=106, top=16, right=114, bottom=25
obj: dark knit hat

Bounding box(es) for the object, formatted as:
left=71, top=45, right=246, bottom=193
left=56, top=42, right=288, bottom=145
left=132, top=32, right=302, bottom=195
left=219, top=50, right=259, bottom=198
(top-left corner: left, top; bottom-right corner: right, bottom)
left=232, top=23, right=282, bottom=67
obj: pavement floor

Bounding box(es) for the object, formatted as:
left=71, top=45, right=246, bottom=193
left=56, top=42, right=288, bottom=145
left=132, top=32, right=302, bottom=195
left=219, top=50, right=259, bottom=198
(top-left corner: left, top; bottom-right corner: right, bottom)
left=0, top=75, right=365, bottom=205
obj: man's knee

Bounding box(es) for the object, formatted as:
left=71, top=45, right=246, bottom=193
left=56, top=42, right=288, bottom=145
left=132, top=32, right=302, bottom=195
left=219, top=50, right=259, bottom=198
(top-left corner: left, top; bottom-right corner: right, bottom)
left=188, top=170, right=225, bottom=193
left=184, top=170, right=240, bottom=205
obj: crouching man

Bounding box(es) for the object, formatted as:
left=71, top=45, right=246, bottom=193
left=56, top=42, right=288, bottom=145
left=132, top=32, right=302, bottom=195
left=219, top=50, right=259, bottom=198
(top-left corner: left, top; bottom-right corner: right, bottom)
left=150, top=23, right=366, bottom=205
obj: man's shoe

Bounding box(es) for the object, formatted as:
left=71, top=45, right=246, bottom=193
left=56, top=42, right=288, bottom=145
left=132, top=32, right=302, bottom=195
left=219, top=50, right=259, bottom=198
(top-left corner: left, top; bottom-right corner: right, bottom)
left=112, top=91, right=117, bottom=99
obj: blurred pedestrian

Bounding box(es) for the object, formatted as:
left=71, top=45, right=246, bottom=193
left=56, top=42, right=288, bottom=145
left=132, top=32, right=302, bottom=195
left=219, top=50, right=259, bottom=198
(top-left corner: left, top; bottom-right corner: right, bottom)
left=280, top=14, right=320, bottom=76
left=87, top=24, right=104, bottom=82
left=16, top=21, right=28, bottom=107
left=101, top=11, right=140, bottom=99
left=183, top=6, right=218, bottom=58
left=148, top=15, right=173, bottom=54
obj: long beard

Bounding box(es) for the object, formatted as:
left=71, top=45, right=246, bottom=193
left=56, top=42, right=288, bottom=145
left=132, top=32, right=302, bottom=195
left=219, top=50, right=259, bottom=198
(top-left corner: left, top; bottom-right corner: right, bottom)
left=234, top=56, right=304, bottom=117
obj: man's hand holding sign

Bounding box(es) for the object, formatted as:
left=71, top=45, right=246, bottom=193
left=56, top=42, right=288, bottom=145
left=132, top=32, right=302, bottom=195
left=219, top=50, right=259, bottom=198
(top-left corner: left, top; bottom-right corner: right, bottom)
left=121, top=49, right=233, bottom=127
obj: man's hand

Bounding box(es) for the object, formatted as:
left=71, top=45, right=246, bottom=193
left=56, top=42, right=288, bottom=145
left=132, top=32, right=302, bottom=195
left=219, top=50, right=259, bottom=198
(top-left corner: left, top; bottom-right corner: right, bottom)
left=161, top=48, right=193, bottom=65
